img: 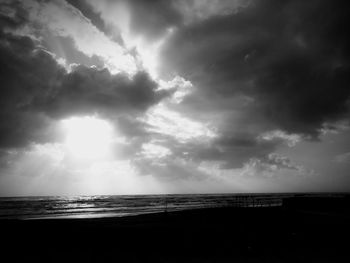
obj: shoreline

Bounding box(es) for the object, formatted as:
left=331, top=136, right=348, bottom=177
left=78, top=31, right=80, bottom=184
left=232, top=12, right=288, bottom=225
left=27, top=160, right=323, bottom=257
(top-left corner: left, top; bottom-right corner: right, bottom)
left=1, top=193, right=348, bottom=221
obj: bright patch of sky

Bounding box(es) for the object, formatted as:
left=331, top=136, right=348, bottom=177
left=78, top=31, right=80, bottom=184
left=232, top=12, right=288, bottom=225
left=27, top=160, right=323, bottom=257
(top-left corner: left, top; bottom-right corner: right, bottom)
left=141, top=104, right=217, bottom=143
left=22, top=0, right=137, bottom=74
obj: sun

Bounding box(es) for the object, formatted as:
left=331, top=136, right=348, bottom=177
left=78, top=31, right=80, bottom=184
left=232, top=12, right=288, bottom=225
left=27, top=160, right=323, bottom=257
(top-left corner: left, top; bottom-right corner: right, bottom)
left=61, top=116, right=114, bottom=160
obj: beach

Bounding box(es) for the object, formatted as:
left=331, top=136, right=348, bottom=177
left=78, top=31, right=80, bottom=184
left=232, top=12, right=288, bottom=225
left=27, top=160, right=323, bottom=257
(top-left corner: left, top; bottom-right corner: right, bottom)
left=1, top=1, right=350, bottom=261
left=1, top=202, right=350, bottom=263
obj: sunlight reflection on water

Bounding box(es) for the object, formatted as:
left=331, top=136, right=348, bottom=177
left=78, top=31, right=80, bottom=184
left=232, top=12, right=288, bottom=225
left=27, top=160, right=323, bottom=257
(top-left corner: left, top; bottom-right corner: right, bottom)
left=0, top=193, right=291, bottom=219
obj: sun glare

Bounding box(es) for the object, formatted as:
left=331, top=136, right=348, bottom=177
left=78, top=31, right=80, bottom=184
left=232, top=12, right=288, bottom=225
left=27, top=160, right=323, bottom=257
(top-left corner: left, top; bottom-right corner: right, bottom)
left=62, top=116, right=114, bottom=160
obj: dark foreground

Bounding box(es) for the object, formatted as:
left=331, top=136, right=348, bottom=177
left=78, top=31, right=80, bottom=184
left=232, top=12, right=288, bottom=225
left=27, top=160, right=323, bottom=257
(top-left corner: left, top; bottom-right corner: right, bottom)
left=1, top=202, right=350, bottom=262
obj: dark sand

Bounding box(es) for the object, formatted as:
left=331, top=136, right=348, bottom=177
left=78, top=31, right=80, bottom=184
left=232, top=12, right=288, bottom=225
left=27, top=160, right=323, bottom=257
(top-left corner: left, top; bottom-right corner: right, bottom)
left=1, top=205, right=350, bottom=262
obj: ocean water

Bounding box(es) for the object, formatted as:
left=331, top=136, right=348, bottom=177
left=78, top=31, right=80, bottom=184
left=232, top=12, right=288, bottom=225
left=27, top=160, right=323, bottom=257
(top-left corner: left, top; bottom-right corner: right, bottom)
left=0, top=193, right=341, bottom=220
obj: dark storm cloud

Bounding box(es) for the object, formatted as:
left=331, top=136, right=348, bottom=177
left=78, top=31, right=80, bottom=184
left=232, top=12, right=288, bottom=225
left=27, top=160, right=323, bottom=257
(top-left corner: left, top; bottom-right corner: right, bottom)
left=161, top=0, right=350, bottom=138
left=0, top=32, right=65, bottom=148
left=0, top=0, right=27, bottom=29
left=0, top=1, right=61, bottom=148
left=169, top=133, right=277, bottom=169
left=124, top=0, right=181, bottom=41
left=0, top=21, right=168, bottom=149
left=36, top=66, right=168, bottom=118
left=197, top=135, right=275, bottom=169
left=2, top=0, right=350, bottom=177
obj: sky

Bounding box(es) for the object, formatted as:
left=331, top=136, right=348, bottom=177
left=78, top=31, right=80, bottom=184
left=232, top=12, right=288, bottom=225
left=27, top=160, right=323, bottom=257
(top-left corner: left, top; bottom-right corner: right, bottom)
left=0, top=0, right=350, bottom=196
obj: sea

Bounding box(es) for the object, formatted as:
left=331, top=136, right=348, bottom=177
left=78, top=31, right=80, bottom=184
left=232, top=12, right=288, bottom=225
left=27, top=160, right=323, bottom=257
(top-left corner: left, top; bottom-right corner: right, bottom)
left=0, top=193, right=344, bottom=220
